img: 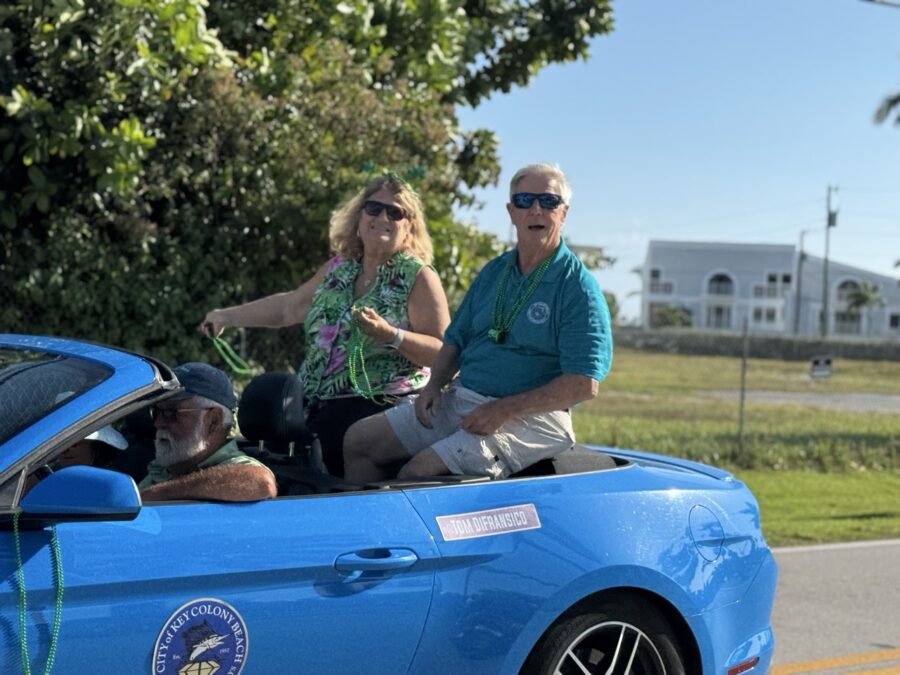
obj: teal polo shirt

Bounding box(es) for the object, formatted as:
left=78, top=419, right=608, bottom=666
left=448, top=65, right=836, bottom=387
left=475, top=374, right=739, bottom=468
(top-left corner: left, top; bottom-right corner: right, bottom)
left=444, top=241, right=612, bottom=398
left=139, top=439, right=270, bottom=489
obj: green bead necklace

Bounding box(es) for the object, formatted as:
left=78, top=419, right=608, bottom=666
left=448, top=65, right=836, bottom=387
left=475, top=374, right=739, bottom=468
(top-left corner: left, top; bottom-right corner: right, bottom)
left=347, top=327, right=377, bottom=401
left=489, top=245, right=557, bottom=343
left=14, top=512, right=64, bottom=675
left=347, top=309, right=387, bottom=402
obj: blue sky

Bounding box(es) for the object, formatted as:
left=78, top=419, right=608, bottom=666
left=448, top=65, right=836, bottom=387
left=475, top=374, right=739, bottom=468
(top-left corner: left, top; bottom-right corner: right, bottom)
left=456, top=0, right=900, bottom=321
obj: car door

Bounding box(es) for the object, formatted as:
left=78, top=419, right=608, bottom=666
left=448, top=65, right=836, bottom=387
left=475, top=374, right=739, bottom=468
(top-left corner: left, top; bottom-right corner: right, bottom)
left=399, top=476, right=626, bottom=675
left=0, top=489, right=439, bottom=674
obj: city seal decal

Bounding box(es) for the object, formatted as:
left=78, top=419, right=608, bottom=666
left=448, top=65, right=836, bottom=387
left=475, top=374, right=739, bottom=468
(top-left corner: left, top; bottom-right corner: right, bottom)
left=153, top=598, right=248, bottom=675
left=436, top=503, right=541, bottom=541
left=527, top=301, right=550, bottom=324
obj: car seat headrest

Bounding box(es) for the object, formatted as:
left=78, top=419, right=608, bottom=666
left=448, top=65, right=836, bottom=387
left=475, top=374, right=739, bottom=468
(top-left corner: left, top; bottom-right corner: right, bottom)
left=123, top=406, right=155, bottom=439
left=238, top=373, right=309, bottom=446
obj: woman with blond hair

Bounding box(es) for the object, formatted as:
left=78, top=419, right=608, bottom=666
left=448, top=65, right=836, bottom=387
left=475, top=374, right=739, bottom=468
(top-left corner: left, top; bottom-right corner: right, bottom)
left=201, top=175, right=450, bottom=476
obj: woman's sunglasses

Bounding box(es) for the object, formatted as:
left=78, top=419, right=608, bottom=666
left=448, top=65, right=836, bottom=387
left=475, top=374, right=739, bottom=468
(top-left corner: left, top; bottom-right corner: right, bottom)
left=511, top=192, right=565, bottom=210
left=362, top=200, right=407, bottom=221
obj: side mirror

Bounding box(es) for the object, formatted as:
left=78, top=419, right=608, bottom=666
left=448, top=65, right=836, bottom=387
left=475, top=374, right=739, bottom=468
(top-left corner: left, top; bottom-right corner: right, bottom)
left=19, top=465, right=141, bottom=525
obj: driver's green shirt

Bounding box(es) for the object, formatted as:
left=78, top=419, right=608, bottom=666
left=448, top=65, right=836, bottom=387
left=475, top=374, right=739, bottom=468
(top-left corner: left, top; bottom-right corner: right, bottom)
left=139, top=439, right=269, bottom=489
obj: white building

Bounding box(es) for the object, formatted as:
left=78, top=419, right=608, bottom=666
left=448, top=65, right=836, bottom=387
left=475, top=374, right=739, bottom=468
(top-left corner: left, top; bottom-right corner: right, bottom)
left=641, top=240, right=900, bottom=340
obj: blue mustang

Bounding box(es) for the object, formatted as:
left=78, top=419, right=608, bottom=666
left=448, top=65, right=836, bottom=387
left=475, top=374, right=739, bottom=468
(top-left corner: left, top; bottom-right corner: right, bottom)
left=0, top=334, right=775, bottom=675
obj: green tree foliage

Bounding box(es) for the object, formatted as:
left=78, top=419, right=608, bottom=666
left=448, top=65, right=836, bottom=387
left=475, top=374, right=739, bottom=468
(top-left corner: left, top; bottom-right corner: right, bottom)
left=845, top=280, right=884, bottom=330
left=207, top=0, right=613, bottom=107
left=649, top=305, right=693, bottom=329
left=602, top=291, right=618, bottom=325
left=1, top=0, right=613, bottom=369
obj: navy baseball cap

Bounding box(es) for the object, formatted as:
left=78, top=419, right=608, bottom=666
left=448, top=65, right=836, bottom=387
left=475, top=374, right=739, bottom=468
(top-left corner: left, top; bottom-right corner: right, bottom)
left=171, top=362, right=238, bottom=409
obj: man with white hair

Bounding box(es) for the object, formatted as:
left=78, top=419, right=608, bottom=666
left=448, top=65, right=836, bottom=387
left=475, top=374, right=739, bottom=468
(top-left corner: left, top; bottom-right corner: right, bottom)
left=139, top=362, right=277, bottom=501
left=344, top=163, right=612, bottom=482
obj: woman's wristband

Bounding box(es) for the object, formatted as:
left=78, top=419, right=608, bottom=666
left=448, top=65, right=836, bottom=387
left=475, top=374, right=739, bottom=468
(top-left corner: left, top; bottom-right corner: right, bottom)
left=387, top=327, right=405, bottom=349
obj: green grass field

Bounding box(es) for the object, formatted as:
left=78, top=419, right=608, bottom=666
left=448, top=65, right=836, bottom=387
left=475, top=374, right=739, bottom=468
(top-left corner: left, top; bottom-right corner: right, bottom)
left=738, top=470, right=900, bottom=546
left=572, top=348, right=900, bottom=546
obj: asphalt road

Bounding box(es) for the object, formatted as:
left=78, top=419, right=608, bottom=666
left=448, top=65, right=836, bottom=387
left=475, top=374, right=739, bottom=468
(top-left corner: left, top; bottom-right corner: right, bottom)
left=707, top=390, right=900, bottom=414
left=769, top=539, right=900, bottom=674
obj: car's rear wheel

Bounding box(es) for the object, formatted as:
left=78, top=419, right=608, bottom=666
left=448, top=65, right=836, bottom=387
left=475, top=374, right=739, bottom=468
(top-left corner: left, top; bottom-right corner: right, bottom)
left=522, top=600, right=686, bottom=675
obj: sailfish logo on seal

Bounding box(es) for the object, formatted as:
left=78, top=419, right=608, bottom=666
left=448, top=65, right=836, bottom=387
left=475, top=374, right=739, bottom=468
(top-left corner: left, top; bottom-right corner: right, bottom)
left=153, top=598, right=249, bottom=675
left=184, top=621, right=227, bottom=660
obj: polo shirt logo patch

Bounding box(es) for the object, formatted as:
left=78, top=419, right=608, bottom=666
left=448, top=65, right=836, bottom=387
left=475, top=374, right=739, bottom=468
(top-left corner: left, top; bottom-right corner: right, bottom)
left=527, top=301, right=550, bottom=324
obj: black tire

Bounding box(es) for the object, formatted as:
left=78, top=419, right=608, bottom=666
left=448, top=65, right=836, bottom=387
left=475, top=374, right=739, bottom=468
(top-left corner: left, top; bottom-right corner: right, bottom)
left=522, top=600, right=687, bottom=675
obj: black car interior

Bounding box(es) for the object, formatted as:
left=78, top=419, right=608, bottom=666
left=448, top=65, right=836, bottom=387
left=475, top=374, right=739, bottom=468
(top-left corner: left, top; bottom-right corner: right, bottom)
left=114, top=372, right=626, bottom=497
left=234, top=373, right=625, bottom=496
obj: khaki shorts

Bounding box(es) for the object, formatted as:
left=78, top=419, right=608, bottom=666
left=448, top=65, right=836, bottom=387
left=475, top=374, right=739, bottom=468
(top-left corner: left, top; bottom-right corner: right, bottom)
left=384, top=382, right=575, bottom=478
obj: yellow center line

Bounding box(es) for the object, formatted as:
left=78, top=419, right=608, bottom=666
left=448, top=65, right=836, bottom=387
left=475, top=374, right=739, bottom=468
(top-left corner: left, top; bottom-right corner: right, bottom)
left=771, top=649, right=900, bottom=675
left=854, top=667, right=900, bottom=675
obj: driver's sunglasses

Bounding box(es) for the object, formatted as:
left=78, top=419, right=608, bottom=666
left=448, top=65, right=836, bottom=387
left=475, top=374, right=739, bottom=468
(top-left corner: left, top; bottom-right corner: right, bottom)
left=150, top=406, right=212, bottom=422
left=362, top=200, right=407, bottom=221
left=511, top=192, right=565, bottom=210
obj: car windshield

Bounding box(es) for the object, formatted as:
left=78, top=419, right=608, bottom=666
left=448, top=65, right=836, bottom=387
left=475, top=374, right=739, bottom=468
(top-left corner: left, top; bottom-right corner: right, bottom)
left=0, top=348, right=111, bottom=446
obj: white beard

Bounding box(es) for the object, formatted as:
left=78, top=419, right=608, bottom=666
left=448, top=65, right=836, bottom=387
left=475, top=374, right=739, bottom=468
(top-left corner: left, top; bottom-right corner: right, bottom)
left=155, top=423, right=208, bottom=467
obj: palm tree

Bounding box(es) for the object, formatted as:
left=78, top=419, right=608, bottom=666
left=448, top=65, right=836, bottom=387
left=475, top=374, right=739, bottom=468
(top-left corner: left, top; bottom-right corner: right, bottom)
left=845, top=281, right=885, bottom=334
left=875, top=95, right=900, bottom=125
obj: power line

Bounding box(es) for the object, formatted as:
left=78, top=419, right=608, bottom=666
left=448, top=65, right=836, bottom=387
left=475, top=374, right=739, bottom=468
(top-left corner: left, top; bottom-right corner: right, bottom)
left=735, top=219, right=823, bottom=238
left=830, top=228, right=900, bottom=236
left=654, top=198, right=822, bottom=230
left=600, top=204, right=822, bottom=236
left=841, top=186, right=900, bottom=195
left=839, top=209, right=900, bottom=219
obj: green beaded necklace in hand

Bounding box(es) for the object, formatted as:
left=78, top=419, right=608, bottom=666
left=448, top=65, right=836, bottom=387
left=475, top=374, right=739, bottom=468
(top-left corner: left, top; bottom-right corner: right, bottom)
left=488, top=245, right=558, bottom=343
left=347, top=308, right=385, bottom=402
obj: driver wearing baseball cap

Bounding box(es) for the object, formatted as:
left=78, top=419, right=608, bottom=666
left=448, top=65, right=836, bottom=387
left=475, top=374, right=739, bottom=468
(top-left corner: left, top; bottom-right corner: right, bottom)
left=139, top=363, right=276, bottom=502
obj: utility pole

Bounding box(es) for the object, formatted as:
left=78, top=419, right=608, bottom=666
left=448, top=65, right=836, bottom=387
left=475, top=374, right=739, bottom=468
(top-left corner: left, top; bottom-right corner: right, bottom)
left=738, top=317, right=749, bottom=452
left=819, top=186, right=838, bottom=338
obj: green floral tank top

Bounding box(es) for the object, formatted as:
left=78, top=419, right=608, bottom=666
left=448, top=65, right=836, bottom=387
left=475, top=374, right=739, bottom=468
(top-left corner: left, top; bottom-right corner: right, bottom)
left=299, top=251, right=431, bottom=401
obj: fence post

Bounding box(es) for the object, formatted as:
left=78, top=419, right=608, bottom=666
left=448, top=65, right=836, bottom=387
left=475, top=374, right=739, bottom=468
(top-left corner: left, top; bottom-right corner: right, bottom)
left=738, top=318, right=749, bottom=453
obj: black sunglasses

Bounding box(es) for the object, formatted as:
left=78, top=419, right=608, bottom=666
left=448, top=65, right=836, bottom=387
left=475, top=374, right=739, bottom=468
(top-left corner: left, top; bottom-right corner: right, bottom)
left=362, top=200, right=407, bottom=221
left=511, top=192, right=565, bottom=210
left=150, top=406, right=212, bottom=422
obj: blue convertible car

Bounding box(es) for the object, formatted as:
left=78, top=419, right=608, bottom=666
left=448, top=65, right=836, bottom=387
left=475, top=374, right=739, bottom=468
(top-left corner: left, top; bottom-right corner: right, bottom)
left=0, top=335, right=775, bottom=675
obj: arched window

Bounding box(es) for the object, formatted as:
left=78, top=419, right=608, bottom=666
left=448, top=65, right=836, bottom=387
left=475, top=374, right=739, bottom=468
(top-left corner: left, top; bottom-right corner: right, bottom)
left=836, top=280, right=859, bottom=302
left=707, top=273, right=734, bottom=296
